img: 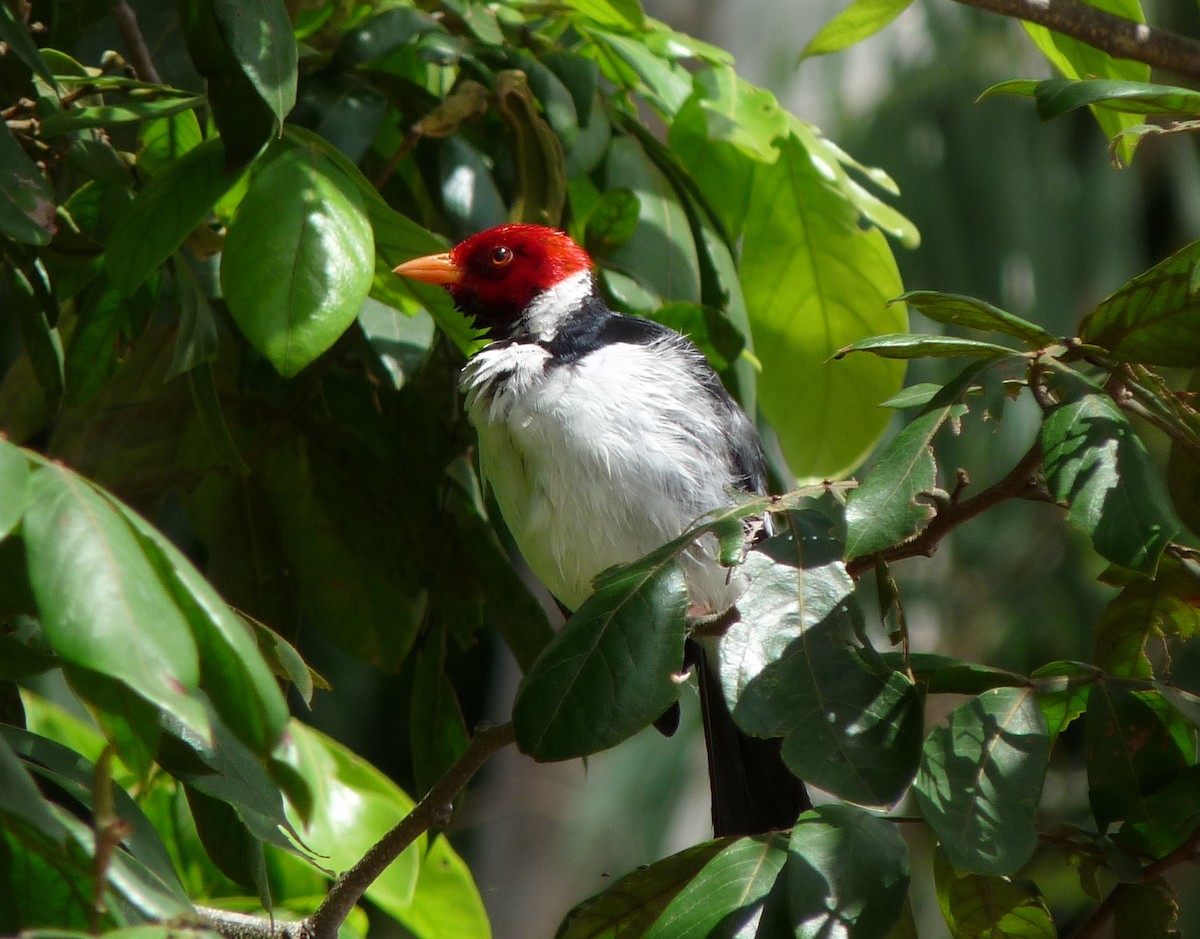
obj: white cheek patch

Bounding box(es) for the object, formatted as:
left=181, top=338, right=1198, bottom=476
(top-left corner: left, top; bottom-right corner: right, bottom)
left=519, top=270, right=594, bottom=342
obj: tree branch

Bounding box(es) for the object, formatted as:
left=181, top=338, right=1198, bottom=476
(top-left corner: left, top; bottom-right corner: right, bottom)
left=306, top=720, right=515, bottom=938
left=845, top=440, right=1049, bottom=579
left=948, top=0, right=1200, bottom=82
left=111, top=0, right=162, bottom=85
left=1070, top=824, right=1200, bottom=939
left=194, top=721, right=516, bottom=939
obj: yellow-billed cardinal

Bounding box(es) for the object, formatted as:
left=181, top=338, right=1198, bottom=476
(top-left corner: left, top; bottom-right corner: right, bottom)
left=395, top=223, right=809, bottom=836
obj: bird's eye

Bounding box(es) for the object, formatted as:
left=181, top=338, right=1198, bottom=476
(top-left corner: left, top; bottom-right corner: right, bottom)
left=489, top=246, right=513, bottom=267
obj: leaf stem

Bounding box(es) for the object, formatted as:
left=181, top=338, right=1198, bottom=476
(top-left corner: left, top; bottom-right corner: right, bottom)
left=948, top=0, right=1200, bottom=81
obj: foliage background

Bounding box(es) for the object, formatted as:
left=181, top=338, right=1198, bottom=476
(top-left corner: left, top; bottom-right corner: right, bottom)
left=4, top=0, right=1200, bottom=936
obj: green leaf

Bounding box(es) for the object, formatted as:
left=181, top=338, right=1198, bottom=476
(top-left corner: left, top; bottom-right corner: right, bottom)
left=0, top=731, right=65, bottom=842
left=933, top=849, right=1056, bottom=939
left=494, top=69, right=567, bottom=227
left=22, top=462, right=210, bottom=741
left=1040, top=370, right=1181, bottom=572
left=787, top=804, right=910, bottom=939
left=37, top=95, right=206, bottom=137
left=0, top=439, right=29, bottom=542
left=740, top=132, right=906, bottom=480
left=1093, top=557, right=1200, bottom=679
left=513, top=550, right=688, bottom=761
left=724, top=515, right=922, bottom=806
left=1166, top=370, right=1200, bottom=538
left=688, top=65, right=787, bottom=163
left=899, top=290, right=1057, bottom=347
left=112, top=499, right=290, bottom=755
left=879, top=652, right=1028, bottom=696
left=212, top=0, right=298, bottom=125
left=0, top=4, right=57, bottom=87
left=1079, top=240, right=1200, bottom=367
left=645, top=834, right=788, bottom=939
left=802, top=0, right=916, bottom=58
left=602, top=134, right=701, bottom=303
left=981, top=77, right=1200, bottom=119
left=836, top=333, right=1018, bottom=360
left=278, top=722, right=454, bottom=925
left=1086, top=680, right=1191, bottom=843
left=590, top=30, right=692, bottom=115
left=0, top=122, right=56, bottom=245
left=179, top=0, right=281, bottom=169
left=106, top=137, right=245, bottom=295
left=566, top=0, right=645, bottom=30
left=398, top=831, right=491, bottom=939
left=8, top=258, right=64, bottom=408
left=1019, top=0, right=1149, bottom=165
left=1033, top=661, right=1096, bottom=749
left=411, top=634, right=469, bottom=795
left=914, top=687, right=1049, bottom=875
left=222, top=140, right=375, bottom=377
left=137, top=109, right=204, bottom=176
left=844, top=405, right=949, bottom=561
left=557, top=839, right=731, bottom=938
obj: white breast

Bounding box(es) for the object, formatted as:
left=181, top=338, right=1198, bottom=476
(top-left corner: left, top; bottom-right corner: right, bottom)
left=461, top=336, right=746, bottom=612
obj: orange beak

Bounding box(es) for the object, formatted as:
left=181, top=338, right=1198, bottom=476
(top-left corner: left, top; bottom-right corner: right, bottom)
left=392, top=252, right=462, bottom=286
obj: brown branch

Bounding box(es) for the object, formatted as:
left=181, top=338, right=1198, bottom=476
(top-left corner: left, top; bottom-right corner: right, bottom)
left=111, top=0, right=162, bottom=85
left=194, top=721, right=515, bottom=939
left=846, top=440, right=1049, bottom=579
left=949, top=0, right=1200, bottom=82
left=1070, top=824, right=1200, bottom=939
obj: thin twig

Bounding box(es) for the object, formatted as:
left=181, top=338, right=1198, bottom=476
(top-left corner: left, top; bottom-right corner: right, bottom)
left=195, top=722, right=516, bottom=939
left=306, top=721, right=516, bottom=939
left=845, top=440, right=1049, bottom=579
left=111, top=0, right=162, bottom=85
left=949, top=0, right=1200, bottom=81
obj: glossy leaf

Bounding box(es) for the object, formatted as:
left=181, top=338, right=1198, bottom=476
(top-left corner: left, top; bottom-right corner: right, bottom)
left=898, top=290, right=1056, bottom=347
left=1112, top=877, right=1181, bottom=938
left=933, top=849, right=1056, bottom=939
left=645, top=834, right=788, bottom=939
left=914, top=687, right=1049, bottom=875
left=787, top=804, right=910, bottom=939
left=687, top=65, right=787, bottom=163
left=1020, top=0, right=1149, bottom=165
left=0, top=731, right=64, bottom=842
left=836, top=333, right=1017, bottom=360
left=0, top=3, right=56, bottom=87
left=212, top=0, right=297, bottom=125
left=137, top=110, right=204, bottom=176
left=8, top=259, right=64, bottom=408
left=724, top=516, right=922, bottom=806
left=1079, top=239, right=1200, bottom=367
left=740, top=132, right=906, bottom=480
left=981, top=77, right=1200, bottom=119
left=222, top=141, right=374, bottom=377
left=879, top=652, right=1028, bottom=696
left=513, top=551, right=688, bottom=761
left=106, top=138, right=245, bottom=295
left=411, top=635, right=469, bottom=795
left=0, top=122, right=56, bottom=245
left=0, top=438, right=29, bottom=541
left=802, top=0, right=916, bottom=58
left=1040, top=371, right=1181, bottom=571
left=397, top=832, right=492, bottom=939
left=1166, top=369, right=1200, bottom=538
left=557, top=840, right=730, bottom=939
left=22, top=462, right=209, bottom=740
left=279, top=721, right=485, bottom=933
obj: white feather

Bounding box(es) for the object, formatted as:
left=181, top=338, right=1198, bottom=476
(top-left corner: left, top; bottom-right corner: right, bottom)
left=461, top=333, right=748, bottom=612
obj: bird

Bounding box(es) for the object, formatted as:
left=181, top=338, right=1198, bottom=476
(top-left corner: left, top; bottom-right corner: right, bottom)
left=395, top=223, right=810, bottom=836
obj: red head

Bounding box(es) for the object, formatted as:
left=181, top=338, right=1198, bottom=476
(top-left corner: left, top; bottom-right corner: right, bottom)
left=394, top=224, right=594, bottom=336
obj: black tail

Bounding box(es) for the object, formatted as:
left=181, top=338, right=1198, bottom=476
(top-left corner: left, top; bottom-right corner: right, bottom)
left=692, top=639, right=811, bottom=837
